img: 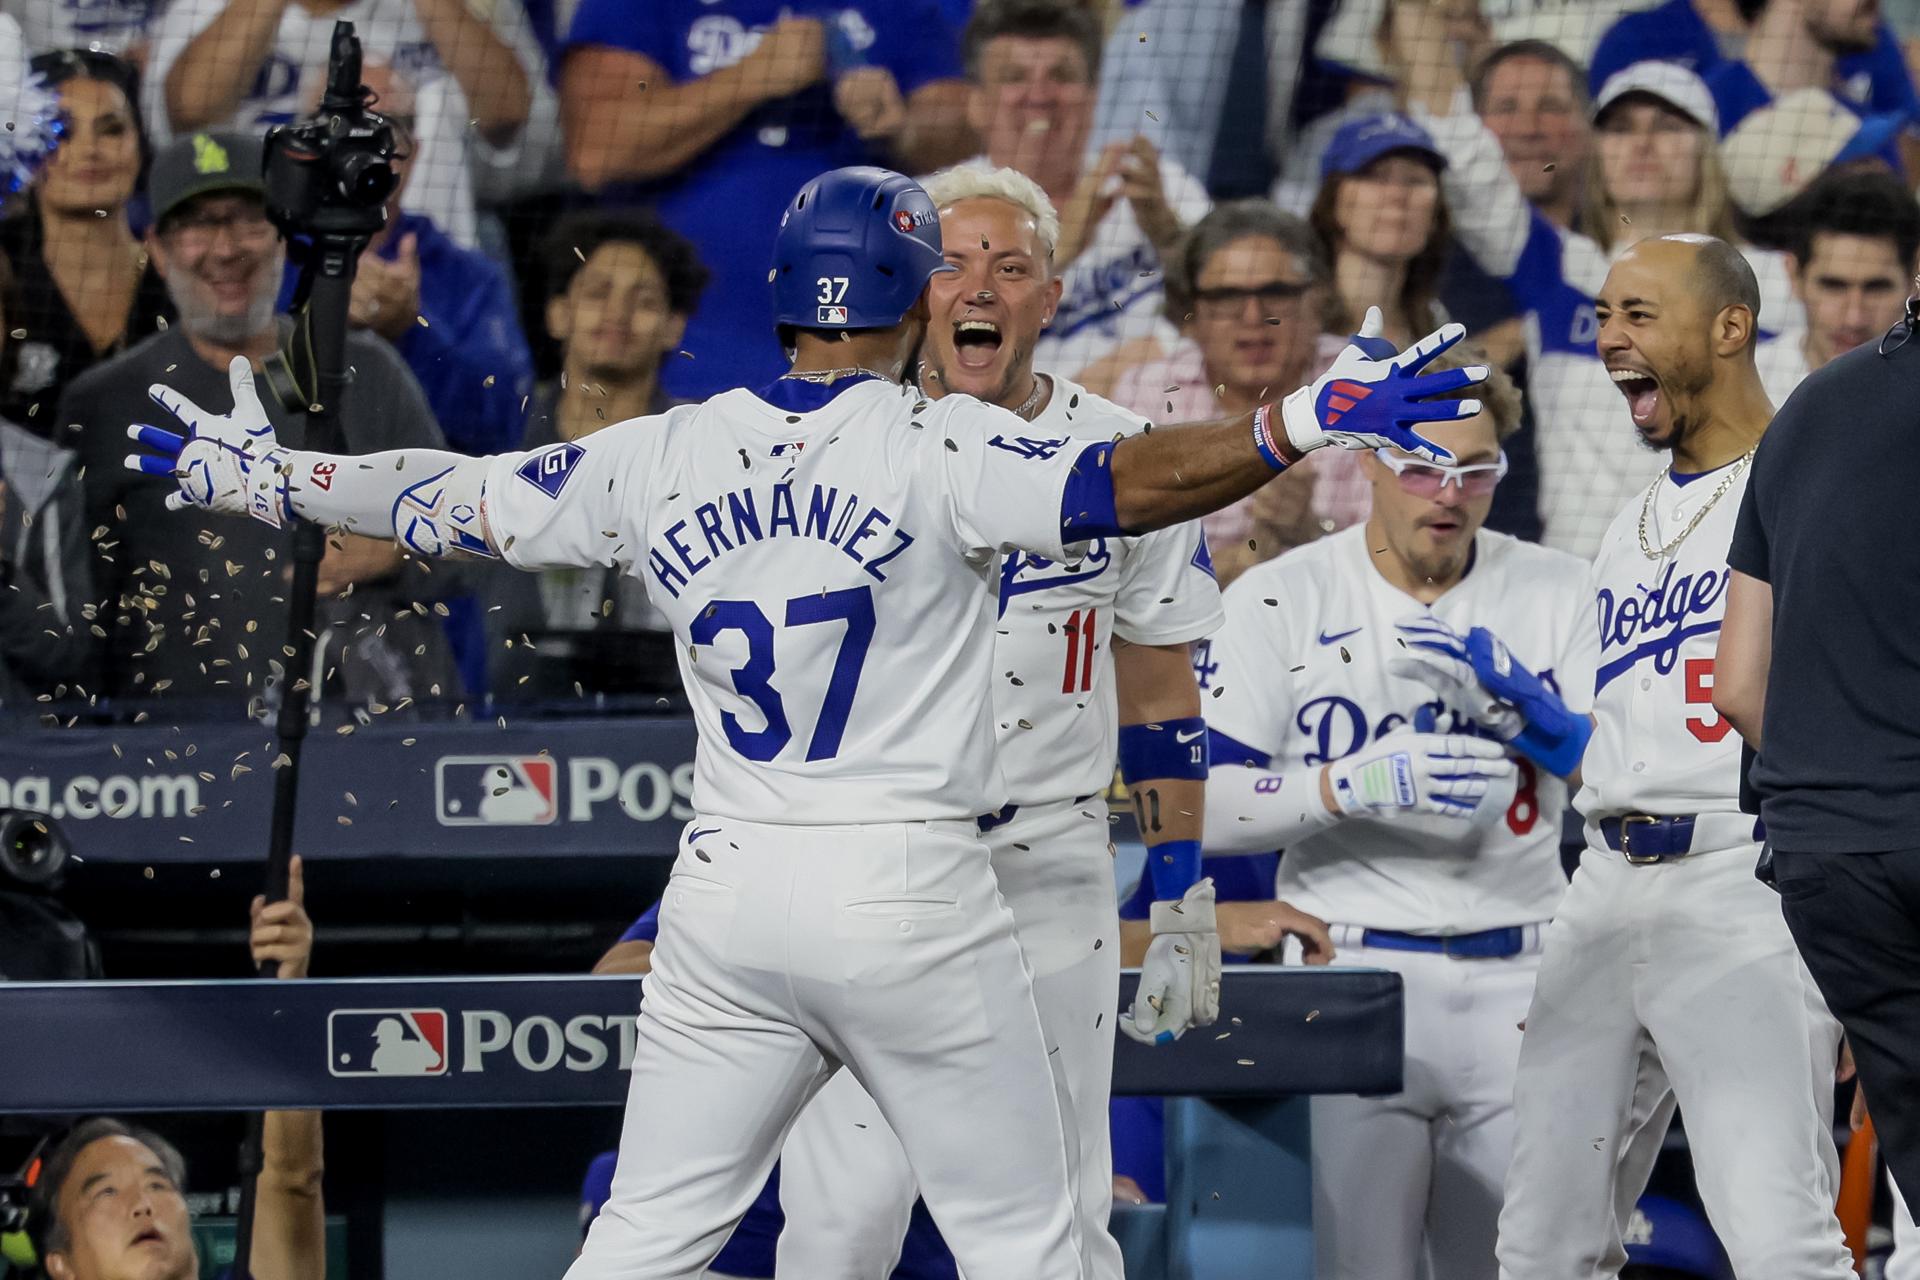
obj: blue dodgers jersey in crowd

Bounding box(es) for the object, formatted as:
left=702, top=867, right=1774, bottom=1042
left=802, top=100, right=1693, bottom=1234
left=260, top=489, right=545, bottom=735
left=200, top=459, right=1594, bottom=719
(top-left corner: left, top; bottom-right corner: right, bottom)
left=608, top=903, right=958, bottom=1278
left=1588, top=0, right=1920, bottom=127
left=561, top=0, right=963, bottom=399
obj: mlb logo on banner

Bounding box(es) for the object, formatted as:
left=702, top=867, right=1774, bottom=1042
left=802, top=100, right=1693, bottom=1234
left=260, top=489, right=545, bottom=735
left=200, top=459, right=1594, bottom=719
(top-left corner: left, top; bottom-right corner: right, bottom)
left=817, top=305, right=849, bottom=325
left=435, top=756, right=559, bottom=826
left=328, top=1009, right=449, bottom=1077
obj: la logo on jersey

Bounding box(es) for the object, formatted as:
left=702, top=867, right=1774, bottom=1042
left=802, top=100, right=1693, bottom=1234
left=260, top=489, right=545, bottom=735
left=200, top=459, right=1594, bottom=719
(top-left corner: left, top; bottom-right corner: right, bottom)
left=328, top=1009, right=448, bottom=1077
left=435, top=756, right=559, bottom=826
left=516, top=442, right=584, bottom=499
left=987, top=434, right=1070, bottom=461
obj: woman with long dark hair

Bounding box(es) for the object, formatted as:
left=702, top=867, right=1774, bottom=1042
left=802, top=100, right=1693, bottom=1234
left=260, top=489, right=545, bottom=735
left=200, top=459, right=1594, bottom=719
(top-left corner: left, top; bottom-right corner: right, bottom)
left=0, top=49, right=170, bottom=428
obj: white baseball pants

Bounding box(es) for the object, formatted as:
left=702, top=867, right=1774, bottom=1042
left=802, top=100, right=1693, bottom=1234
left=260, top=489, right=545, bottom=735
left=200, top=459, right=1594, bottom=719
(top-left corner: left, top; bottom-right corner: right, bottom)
left=1305, top=928, right=1541, bottom=1280
left=775, top=799, right=1122, bottom=1280
left=1495, top=842, right=1852, bottom=1279
left=564, top=816, right=1081, bottom=1280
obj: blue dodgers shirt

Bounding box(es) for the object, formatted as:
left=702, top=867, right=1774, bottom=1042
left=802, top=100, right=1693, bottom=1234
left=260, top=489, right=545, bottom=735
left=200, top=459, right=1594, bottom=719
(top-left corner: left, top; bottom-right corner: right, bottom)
left=1588, top=0, right=1920, bottom=127
left=606, top=902, right=958, bottom=1278
left=561, top=0, right=962, bottom=399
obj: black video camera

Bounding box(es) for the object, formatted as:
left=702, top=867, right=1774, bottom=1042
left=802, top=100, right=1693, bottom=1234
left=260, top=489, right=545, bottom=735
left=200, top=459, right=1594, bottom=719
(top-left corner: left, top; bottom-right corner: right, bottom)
left=261, top=21, right=399, bottom=244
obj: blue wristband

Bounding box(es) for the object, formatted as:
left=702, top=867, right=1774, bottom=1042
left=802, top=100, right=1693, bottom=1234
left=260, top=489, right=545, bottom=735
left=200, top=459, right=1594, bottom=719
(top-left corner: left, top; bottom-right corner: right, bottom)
left=1251, top=404, right=1293, bottom=472
left=1060, top=441, right=1126, bottom=539
left=1117, top=717, right=1210, bottom=783
left=1511, top=715, right=1593, bottom=779
left=1147, top=839, right=1203, bottom=900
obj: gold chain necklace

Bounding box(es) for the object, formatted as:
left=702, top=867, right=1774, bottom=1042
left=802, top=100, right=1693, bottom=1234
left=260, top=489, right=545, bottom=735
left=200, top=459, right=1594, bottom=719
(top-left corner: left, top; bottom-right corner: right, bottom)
left=1636, top=450, right=1755, bottom=560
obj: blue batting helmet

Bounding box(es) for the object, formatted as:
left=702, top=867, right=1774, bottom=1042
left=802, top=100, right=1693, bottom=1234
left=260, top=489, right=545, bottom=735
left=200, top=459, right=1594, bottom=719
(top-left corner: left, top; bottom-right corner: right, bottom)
left=770, top=166, right=955, bottom=332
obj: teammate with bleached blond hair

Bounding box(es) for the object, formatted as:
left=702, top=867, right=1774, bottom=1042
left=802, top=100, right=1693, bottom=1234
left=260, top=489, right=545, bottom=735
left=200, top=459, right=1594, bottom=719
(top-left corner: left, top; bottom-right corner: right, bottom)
left=770, top=161, right=1334, bottom=1280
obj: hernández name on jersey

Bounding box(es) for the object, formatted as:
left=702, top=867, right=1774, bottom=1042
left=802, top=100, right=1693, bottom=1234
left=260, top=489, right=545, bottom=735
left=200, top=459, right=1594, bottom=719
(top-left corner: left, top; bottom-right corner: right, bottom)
left=641, top=479, right=917, bottom=599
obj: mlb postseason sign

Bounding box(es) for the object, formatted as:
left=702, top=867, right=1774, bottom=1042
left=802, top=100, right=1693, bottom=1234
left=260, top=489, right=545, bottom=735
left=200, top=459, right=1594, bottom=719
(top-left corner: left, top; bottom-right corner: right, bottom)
left=0, top=717, right=700, bottom=862
left=0, top=970, right=1405, bottom=1112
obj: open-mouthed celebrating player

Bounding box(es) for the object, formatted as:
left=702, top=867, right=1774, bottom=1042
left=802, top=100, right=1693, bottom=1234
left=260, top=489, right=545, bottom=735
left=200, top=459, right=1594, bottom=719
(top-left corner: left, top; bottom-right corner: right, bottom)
left=126, top=166, right=1485, bottom=1280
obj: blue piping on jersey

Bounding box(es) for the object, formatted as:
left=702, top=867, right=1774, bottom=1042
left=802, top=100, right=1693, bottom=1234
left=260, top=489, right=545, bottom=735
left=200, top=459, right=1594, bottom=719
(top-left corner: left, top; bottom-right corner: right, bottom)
left=1594, top=618, right=1723, bottom=694
left=1207, top=728, right=1271, bottom=770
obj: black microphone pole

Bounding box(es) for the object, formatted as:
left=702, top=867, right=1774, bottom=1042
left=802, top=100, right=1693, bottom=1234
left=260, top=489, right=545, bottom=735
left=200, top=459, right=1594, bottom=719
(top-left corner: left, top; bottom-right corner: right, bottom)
left=231, top=23, right=391, bottom=1275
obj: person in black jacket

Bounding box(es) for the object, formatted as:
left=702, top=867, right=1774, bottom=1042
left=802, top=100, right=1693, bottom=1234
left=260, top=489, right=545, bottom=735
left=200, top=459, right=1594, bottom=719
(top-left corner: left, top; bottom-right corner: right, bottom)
left=0, top=249, right=95, bottom=712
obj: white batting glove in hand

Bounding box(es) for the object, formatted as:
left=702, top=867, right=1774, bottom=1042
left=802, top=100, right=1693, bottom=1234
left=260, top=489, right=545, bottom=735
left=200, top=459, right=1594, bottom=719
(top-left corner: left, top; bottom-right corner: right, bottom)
left=1388, top=613, right=1523, bottom=740
left=1123, top=878, right=1222, bottom=1045
left=1278, top=306, right=1484, bottom=464
left=124, top=356, right=294, bottom=527
left=1325, top=731, right=1514, bottom=819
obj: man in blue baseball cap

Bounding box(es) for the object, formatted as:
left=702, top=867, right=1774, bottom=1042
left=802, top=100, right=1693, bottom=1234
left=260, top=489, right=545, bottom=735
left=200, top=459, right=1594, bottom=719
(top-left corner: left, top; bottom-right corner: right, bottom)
left=130, top=162, right=1492, bottom=1280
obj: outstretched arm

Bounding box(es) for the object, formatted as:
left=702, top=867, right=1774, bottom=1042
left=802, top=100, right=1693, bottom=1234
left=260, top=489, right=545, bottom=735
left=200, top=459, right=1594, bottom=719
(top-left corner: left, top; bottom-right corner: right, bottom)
left=1105, top=313, right=1486, bottom=534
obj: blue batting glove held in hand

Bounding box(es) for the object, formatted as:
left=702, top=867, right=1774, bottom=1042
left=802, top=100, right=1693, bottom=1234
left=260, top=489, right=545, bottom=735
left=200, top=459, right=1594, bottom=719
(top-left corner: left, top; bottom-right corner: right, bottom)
left=1278, top=306, right=1484, bottom=464
left=1390, top=613, right=1591, bottom=777
left=125, top=356, right=295, bottom=527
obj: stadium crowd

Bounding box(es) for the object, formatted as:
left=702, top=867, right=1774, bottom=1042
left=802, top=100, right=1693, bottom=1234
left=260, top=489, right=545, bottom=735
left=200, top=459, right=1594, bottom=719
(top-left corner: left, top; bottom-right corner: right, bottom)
left=2, top=0, right=1919, bottom=1276
left=0, top=0, right=1912, bottom=717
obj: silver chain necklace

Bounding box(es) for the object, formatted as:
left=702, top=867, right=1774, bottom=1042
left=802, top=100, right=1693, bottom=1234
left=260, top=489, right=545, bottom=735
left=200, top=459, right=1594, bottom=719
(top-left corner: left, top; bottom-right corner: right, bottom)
left=1012, top=375, right=1047, bottom=420
left=781, top=366, right=895, bottom=385
left=1636, top=449, right=1755, bottom=560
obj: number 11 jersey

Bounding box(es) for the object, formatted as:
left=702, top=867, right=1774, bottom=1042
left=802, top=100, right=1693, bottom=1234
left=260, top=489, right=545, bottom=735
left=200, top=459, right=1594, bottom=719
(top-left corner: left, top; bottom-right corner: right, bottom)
left=479, top=377, right=1091, bottom=825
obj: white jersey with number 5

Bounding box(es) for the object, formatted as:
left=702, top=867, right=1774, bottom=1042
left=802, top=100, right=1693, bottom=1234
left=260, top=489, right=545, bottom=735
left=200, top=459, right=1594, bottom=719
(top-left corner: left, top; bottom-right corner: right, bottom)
left=1578, top=464, right=1751, bottom=839
left=1201, top=525, right=1595, bottom=932
left=477, top=378, right=1093, bottom=824
left=992, top=377, right=1222, bottom=805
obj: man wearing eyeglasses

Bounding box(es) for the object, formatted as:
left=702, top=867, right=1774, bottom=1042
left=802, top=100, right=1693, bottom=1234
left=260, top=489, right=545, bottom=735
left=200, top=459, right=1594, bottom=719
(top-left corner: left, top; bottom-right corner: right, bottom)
left=58, top=129, right=459, bottom=708
left=1197, top=350, right=1596, bottom=1280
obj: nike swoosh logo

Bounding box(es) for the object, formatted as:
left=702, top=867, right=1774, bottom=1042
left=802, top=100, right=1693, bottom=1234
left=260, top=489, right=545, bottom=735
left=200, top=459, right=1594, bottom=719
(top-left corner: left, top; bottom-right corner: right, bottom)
left=688, top=827, right=721, bottom=842
left=1318, top=627, right=1362, bottom=646
left=1176, top=729, right=1204, bottom=743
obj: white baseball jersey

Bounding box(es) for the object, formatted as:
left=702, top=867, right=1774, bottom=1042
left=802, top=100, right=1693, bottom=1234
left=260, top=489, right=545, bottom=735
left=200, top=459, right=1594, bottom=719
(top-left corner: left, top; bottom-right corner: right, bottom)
left=5, top=0, right=151, bottom=55
left=143, top=0, right=550, bottom=250
left=992, top=376, right=1222, bottom=806
left=1203, top=523, right=1595, bottom=932
left=481, top=378, right=1095, bottom=825
left=1577, top=461, right=1753, bottom=835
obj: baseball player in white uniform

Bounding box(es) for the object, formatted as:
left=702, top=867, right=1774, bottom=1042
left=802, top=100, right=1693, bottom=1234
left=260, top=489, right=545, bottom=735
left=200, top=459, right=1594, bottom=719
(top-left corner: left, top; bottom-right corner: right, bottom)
left=775, top=164, right=1231, bottom=1280
left=1482, top=234, right=1851, bottom=1279
left=124, top=165, right=1491, bottom=1280
left=1200, top=354, right=1594, bottom=1279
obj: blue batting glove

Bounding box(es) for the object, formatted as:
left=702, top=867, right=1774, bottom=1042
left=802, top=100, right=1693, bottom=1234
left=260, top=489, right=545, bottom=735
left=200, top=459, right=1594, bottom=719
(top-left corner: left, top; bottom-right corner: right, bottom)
left=1390, top=614, right=1590, bottom=777
left=1277, top=306, right=1484, bottom=465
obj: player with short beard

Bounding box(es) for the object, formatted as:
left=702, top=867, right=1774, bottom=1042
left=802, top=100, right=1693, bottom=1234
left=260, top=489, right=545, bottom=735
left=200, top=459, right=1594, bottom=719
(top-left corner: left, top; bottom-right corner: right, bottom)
left=1489, top=233, right=1853, bottom=1279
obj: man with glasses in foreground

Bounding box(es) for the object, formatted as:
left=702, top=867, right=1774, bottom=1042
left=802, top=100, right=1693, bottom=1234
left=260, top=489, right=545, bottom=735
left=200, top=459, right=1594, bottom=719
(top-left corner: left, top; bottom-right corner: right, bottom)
left=62, top=129, right=456, bottom=706
left=1196, top=349, right=1596, bottom=1279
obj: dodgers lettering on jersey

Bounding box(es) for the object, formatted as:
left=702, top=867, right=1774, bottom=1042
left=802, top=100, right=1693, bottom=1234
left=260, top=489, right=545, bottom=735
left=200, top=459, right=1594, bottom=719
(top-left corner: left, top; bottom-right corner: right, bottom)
left=482, top=379, right=1087, bottom=825
left=1204, top=525, right=1595, bottom=933
left=989, top=377, right=1221, bottom=806
left=1577, top=464, right=1750, bottom=832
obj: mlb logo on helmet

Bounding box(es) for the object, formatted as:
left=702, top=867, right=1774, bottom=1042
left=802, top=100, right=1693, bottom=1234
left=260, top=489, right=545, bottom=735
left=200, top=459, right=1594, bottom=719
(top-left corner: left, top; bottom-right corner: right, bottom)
left=817, top=305, right=850, bottom=325
left=435, top=756, right=559, bottom=826
left=328, top=1009, right=448, bottom=1077
left=893, top=210, right=917, bottom=233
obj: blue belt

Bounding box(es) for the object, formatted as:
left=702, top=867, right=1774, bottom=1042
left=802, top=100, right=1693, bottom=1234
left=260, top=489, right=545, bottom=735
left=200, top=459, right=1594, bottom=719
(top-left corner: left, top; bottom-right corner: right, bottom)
left=977, top=793, right=1100, bottom=833
left=977, top=804, right=1020, bottom=832
left=1360, top=926, right=1526, bottom=959
left=1600, top=814, right=1697, bottom=864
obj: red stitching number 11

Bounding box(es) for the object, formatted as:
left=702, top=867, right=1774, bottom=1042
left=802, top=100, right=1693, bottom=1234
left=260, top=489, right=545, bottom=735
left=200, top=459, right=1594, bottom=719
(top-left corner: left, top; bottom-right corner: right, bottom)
left=1063, top=608, right=1097, bottom=693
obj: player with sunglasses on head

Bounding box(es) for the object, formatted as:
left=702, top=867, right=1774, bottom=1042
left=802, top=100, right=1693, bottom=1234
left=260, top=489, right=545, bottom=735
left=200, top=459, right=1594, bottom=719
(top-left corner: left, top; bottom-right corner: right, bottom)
left=1198, top=349, right=1596, bottom=1280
